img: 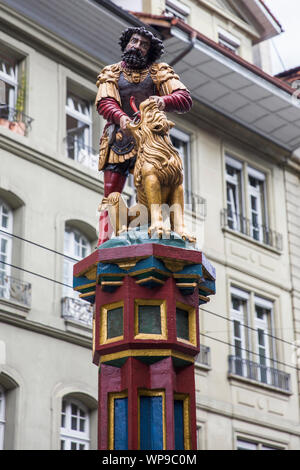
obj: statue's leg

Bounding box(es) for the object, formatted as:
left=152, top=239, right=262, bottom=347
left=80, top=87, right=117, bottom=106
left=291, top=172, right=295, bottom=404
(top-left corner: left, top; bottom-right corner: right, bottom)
left=142, top=168, right=166, bottom=238
left=171, top=184, right=196, bottom=243
left=97, top=170, right=127, bottom=246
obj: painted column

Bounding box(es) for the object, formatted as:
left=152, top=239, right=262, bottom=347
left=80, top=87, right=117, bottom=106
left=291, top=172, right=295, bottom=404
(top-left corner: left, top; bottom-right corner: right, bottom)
left=74, top=241, right=215, bottom=450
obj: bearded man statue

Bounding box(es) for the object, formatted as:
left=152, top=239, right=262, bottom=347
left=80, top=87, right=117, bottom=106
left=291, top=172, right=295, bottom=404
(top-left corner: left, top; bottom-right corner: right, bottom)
left=95, top=26, right=192, bottom=245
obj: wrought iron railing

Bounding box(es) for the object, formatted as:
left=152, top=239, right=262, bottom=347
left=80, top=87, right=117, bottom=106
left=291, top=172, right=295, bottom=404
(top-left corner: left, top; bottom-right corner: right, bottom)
left=61, top=296, right=93, bottom=327
left=0, top=104, right=33, bottom=134
left=195, top=344, right=211, bottom=368
left=228, top=355, right=291, bottom=392
left=0, top=273, right=32, bottom=307
left=221, top=209, right=283, bottom=251
left=65, top=134, right=98, bottom=171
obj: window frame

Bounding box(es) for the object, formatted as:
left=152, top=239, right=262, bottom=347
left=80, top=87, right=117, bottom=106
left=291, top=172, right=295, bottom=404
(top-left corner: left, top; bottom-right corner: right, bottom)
left=60, top=397, right=90, bottom=450
left=170, top=127, right=192, bottom=208
left=218, top=27, right=241, bottom=54
left=0, top=199, right=13, bottom=300
left=0, top=385, right=5, bottom=450
left=65, top=93, right=93, bottom=163
left=224, top=154, right=273, bottom=248
left=0, top=57, right=18, bottom=109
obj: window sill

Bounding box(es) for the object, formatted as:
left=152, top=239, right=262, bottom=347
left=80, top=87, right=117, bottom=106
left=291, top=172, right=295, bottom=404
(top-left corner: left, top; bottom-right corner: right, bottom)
left=222, top=227, right=282, bottom=255
left=0, top=297, right=30, bottom=317
left=228, top=373, right=292, bottom=396
left=195, top=361, right=211, bottom=372
left=64, top=318, right=92, bottom=339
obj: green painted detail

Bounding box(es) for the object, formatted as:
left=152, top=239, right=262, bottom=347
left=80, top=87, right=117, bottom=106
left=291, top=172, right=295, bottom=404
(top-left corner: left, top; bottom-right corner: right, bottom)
left=176, top=308, right=189, bottom=341
left=98, top=227, right=196, bottom=250
left=107, top=307, right=123, bottom=339
left=138, top=305, right=162, bottom=335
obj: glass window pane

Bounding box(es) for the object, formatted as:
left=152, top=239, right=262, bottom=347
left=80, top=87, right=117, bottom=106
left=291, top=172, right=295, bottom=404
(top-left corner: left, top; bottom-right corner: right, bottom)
left=71, top=441, right=77, bottom=450
left=71, top=416, right=77, bottom=430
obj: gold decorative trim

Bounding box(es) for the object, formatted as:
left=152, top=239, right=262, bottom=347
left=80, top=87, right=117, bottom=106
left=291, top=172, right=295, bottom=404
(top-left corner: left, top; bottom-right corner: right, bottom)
left=134, top=299, right=167, bottom=340
left=174, top=393, right=191, bottom=450
left=100, top=281, right=123, bottom=286
left=176, top=282, right=197, bottom=288
left=121, top=64, right=149, bottom=84
left=135, top=276, right=165, bottom=285
left=100, top=300, right=124, bottom=345
left=163, top=259, right=187, bottom=273
left=138, top=389, right=166, bottom=450
left=74, top=282, right=96, bottom=291
left=108, top=391, right=128, bottom=450
left=176, top=301, right=197, bottom=346
left=199, top=294, right=210, bottom=303
left=79, top=290, right=96, bottom=299
left=99, top=349, right=194, bottom=364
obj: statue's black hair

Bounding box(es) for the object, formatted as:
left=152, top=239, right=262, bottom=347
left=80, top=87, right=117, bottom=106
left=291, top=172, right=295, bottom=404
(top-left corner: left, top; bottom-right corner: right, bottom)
left=119, top=27, right=164, bottom=65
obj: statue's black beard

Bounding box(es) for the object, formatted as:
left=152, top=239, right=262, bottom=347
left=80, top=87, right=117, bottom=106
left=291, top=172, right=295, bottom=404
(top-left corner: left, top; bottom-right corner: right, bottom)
left=122, top=48, right=148, bottom=70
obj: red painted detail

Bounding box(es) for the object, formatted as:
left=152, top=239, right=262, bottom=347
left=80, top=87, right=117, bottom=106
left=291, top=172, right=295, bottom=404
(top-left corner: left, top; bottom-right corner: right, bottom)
left=98, top=357, right=197, bottom=450
left=74, top=243, right=204, bottom=277
left=93, top=276, right=199, bottom=366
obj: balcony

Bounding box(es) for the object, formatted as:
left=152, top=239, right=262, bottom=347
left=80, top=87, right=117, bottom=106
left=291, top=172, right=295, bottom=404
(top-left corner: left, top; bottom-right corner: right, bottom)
left=0, top=274, right=32, bottom=307
left=185, top=189, right=207, bottom=218
left=61, top=296, right=93, bottom=327
left=0, top=104, right=33, bottom=136
left=65, top=134, right=98, bottom=171
left=195, top=344, right=211, bottom=368
left=228, top=355, right=291, bottom=393
left=221, top=209, right=283, bottom=251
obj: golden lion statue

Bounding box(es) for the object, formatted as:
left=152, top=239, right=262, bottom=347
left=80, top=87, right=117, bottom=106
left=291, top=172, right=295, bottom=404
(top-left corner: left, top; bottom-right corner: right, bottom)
left=99, top=98, right=196, bottom=243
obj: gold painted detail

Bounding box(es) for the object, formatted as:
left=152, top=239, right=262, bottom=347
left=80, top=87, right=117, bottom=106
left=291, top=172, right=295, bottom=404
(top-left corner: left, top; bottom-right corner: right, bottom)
left=134, top=299, right=167, bottom=340
left=174, top=393, right=191, bottom=450
left=95, top=62, right=122, bottom=105
left=135, top=276, right=165, bottom=285
left=176, top=301, right=197, bottom=347
left=79, top=290, right=96, bottom=299
left=107, top=146, right=136, bottom=164
left=74, top=282, right=96, bottom=291
left=100, top=300, right=124, bottom=345
left=121, top=64, right=149, bottom=84
left=162, top=259, right=187, bottom=273
left=108, top=391, right=128, bottom=450
left=150, top=62, right=187, bottom=95
left=175, top=282, right=197, bottom=288
left=116, top=259, right=138, bottom=271
left=199, top=294, right=210, bottom=303
left=100, top=349, right=194, bottom=364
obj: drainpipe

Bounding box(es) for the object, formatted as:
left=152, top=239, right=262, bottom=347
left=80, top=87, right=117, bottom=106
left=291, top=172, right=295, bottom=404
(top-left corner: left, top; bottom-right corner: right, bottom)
left=169, top=31, right=197, bottom=67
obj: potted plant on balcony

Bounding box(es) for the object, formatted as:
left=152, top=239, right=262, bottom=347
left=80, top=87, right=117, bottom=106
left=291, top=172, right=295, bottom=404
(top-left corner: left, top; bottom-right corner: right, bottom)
left=9, top=70, right=26, bottom=136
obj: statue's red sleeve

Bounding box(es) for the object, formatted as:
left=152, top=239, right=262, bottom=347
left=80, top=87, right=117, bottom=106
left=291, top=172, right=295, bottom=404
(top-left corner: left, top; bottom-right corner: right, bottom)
left=163, top=89, right=192, bottom=113
left=97, top=98, right=127, bottom=125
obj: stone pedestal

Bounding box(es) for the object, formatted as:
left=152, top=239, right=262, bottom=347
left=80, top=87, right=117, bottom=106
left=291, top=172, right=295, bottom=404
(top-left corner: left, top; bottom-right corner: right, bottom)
left=73, top=233, right=215, bottom=450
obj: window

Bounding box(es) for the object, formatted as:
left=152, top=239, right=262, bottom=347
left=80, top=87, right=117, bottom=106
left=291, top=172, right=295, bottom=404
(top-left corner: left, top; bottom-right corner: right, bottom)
left=62, top=226, right=93, bottom=326
left=237, top=438, right=283, bottom=450
left=225, top=156, right=243, bottom=232
left=0, top=57, right=18, bottom=110
left=223, top=155, right=282, bottom=250
left=0, top=51, right=30, bottom=135
left=170, top=128, right=192, bottom=208
left=60, top=398, right=90, bottom=450
left=218, top=28, right=240, bottom=54
left=228, top=286, right=291, bottom=392
left=0, top=386, right=5, bottom=450
left=65, top=93, right=96, bottom=170
left=0, top=199, right=13, bottom=301
left=230, top=287, right=249, bottom=376
left=134, top=300, right=167, bottom=340
left=165, top=0, right=190, bottom=21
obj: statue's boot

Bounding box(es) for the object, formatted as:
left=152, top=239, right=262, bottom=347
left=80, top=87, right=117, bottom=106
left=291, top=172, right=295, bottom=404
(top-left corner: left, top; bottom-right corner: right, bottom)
left=97, top=170, right=127, bottom=246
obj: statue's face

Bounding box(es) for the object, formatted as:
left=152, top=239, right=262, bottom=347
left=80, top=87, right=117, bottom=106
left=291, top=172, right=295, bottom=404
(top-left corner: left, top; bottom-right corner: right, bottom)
left=125, top=34, right=151, bottom=58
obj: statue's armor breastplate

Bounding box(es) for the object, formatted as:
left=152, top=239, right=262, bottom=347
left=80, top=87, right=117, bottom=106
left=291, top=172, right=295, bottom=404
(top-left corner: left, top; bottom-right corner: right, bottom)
left=110, top=72, right=157, bottom=155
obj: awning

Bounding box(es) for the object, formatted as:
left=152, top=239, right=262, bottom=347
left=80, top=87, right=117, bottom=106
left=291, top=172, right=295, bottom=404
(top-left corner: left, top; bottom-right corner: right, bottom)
left=163, top=26, right=300, bottom=152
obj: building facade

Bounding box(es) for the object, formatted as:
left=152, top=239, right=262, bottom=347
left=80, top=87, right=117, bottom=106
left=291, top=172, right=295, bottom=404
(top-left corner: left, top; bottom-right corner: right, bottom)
left=1, top=0, right=300, bottom=450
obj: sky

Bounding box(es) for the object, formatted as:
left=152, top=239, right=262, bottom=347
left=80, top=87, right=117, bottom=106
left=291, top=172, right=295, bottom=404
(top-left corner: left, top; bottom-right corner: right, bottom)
left=264, top=0, right=300, bottom=74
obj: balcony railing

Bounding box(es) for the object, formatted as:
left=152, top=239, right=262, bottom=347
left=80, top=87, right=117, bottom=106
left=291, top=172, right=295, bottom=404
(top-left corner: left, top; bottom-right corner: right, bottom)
left=195, top=344, right=211, bottom=368
left=221, top=209, right=283, bottom=251
left=0, top=273, right=32, bottom=307
left=0, top=104, right=33, bottom=135
left=185, top=189, right=207, bottom=218
left=228, top=355, right=291, bottom=393
left=61, top=296, right=93, bottom=327
left=65, top=134, right=98, bottom=171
